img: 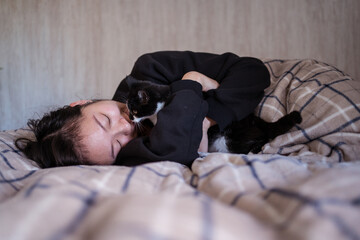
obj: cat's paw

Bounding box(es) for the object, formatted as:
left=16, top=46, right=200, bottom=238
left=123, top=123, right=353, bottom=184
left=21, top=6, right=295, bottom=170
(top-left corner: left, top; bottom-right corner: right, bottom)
left=198, top=152, right=209, bottom=158
left=289, top=111, right=302, bottom=124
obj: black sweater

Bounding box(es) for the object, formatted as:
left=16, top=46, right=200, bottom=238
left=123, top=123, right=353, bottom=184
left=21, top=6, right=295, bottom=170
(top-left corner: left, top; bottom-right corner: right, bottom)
left=113, top=51, right=270, bottom=167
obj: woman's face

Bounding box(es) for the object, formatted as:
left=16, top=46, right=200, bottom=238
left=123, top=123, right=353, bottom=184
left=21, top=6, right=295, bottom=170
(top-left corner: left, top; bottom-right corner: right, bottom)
left=79, top=100, right=136, bottom=165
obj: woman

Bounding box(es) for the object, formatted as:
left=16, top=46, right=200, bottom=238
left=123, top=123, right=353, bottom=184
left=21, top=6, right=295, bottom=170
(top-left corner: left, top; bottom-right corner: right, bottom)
left=16, top=51, right=270, bottom=168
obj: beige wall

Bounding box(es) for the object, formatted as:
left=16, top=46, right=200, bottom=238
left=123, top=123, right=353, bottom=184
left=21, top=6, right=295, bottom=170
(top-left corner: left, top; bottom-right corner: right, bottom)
left=1, top=0, right=359, bottom=130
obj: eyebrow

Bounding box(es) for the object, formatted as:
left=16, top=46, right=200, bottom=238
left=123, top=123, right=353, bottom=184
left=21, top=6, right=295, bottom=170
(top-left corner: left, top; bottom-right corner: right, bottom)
left=93, top=115, right=106, bottom=131
left=93, top=115, right=115, bottom=159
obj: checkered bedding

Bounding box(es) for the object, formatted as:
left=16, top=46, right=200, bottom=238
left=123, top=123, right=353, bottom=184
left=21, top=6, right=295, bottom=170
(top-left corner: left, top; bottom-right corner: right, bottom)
left=1, top=59, right=360, bottom=240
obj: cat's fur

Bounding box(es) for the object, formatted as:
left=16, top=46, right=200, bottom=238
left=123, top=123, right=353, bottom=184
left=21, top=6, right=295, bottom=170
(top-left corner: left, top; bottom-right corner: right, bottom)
left=207, top=111, right=301, bottom=153
left=125, top=76, right=171, bottom=125
left=124, top=76, right=302, bottom=154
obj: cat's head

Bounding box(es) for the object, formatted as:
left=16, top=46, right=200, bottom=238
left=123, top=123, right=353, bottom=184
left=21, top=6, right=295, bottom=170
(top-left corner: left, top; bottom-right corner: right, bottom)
left=125, top=76, right=170, bottom=123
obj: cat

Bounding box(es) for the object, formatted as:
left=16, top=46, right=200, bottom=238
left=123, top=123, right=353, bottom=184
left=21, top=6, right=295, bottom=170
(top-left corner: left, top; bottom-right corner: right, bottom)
left=124, top=76, right=302, bottom=154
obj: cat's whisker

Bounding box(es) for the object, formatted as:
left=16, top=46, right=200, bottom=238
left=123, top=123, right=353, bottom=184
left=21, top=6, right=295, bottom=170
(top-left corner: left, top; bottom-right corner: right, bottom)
left=134, top=121, right=146, bottom=136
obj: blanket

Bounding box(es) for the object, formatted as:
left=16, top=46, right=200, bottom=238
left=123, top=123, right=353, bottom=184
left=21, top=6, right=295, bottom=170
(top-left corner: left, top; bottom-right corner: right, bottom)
left=1, top=59, right=360, bottom=240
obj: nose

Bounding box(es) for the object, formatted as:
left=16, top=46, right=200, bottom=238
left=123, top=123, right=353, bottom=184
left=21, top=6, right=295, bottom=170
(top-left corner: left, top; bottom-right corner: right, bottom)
left=114, top=117, right=132, bottom=134
left=112, top=117, right=134, bottom=146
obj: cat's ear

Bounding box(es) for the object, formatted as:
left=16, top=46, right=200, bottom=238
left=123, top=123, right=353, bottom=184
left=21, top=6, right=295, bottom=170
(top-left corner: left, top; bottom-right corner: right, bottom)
left=138, top=90, right=149, bottom=105
left=124, top=75, right=139, bottom=87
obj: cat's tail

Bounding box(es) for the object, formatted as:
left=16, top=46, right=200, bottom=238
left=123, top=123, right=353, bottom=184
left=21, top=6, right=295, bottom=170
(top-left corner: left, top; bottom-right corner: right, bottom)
left=263, top=111, right=302, bottom=140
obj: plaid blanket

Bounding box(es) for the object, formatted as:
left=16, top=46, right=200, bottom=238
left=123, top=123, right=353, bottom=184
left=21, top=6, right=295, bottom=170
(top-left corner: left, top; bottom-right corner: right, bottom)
left=258, top=59, right=360, bottom=165
left=1, top=59, right=360, bottom=240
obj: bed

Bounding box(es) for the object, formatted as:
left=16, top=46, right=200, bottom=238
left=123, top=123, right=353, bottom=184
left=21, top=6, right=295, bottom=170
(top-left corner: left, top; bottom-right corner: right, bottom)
left=1, top=59, right=360, bottom=240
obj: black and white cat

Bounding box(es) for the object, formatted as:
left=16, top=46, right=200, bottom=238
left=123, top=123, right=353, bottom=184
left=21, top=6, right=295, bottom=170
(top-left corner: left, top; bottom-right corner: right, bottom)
left=124, top=76, right=302, bottom=154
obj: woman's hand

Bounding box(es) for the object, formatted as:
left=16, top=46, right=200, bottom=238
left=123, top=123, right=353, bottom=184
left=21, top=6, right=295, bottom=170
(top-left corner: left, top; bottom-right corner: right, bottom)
left=198, top=117, right=217, bottom=153
left=182, top=71, right=219, bottom=92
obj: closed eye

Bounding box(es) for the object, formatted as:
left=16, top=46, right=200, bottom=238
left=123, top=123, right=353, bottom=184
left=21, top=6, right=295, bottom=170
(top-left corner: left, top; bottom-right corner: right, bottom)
left=102, top=114, right=111, bottom=127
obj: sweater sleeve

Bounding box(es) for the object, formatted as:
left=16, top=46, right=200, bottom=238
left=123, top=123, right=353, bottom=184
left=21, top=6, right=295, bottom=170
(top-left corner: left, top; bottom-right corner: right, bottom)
left=112, top=51, right=220, bottom=101
left=114, top=80, right=208, bottom=167
left=203, top=57, right=270, bottom=130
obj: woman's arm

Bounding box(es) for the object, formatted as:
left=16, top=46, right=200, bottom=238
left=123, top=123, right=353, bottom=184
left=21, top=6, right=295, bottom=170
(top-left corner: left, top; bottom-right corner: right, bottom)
left=181, top=71, right=219, bottom=92
left=182, top=71, right=219, bottom=152
left=205, top=57, right=270, bottom=130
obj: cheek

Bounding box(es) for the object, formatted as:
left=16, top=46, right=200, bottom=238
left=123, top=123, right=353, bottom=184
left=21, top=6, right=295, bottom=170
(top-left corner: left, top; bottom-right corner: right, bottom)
left=81, top=128, right=113, bottom=165
left=85, top=145, right=114, bottom=165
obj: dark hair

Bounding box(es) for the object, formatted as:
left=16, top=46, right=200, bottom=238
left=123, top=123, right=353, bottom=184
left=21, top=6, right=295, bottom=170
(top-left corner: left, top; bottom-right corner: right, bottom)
left=15, top=104, right=91, bottom=168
